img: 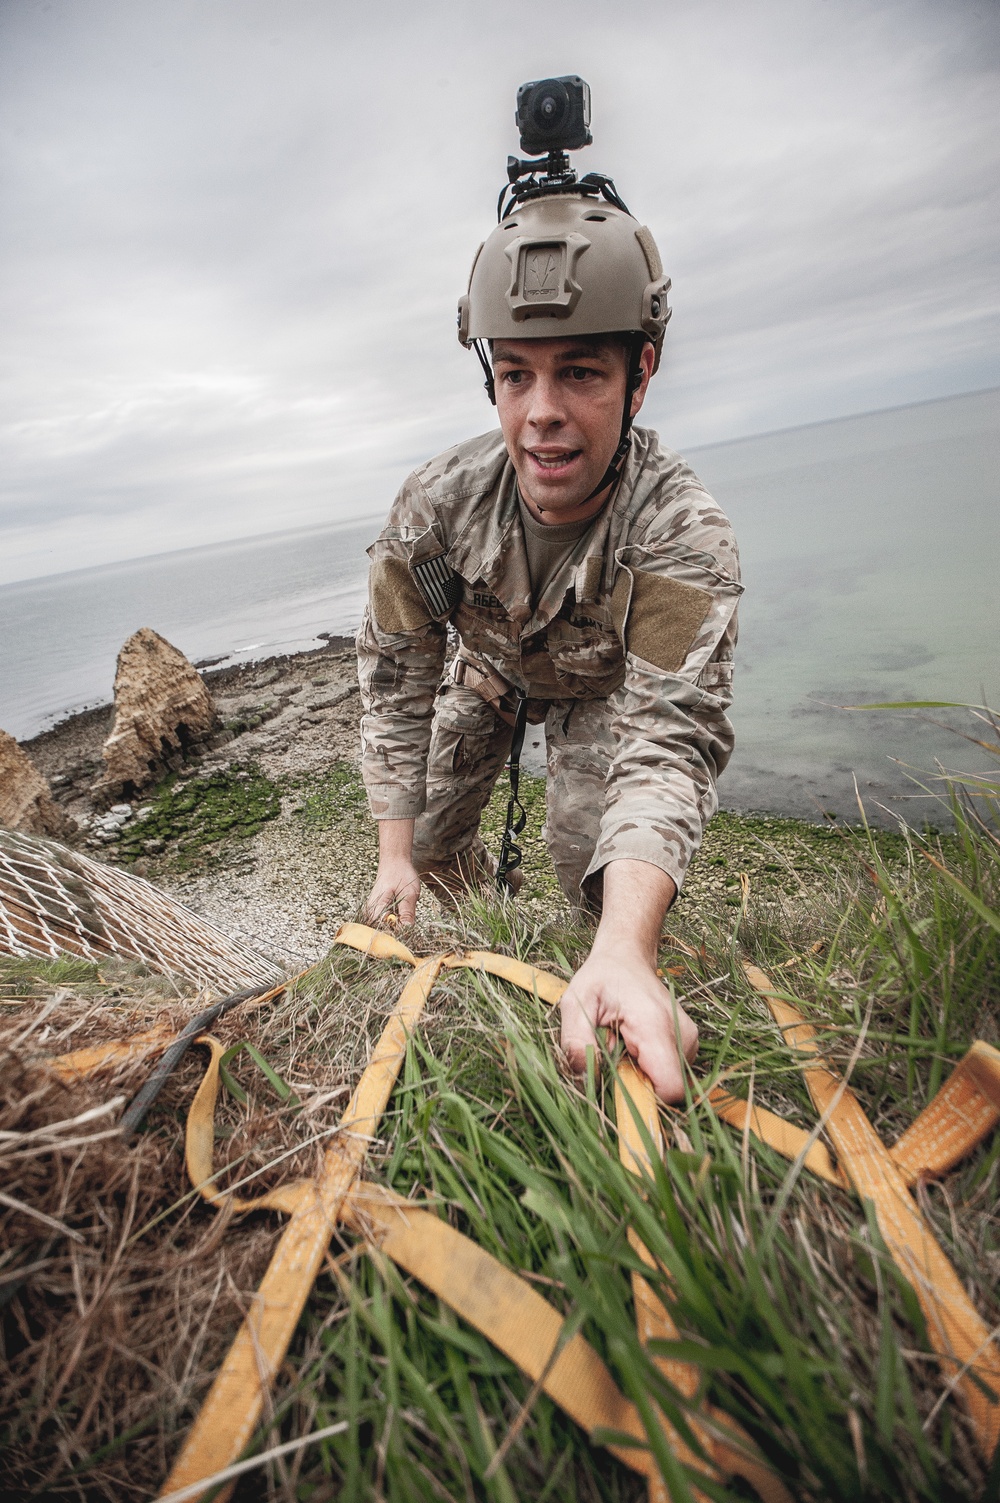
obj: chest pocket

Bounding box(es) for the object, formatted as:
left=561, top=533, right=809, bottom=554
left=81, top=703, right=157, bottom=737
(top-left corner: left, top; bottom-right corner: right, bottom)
left=542, top=602, right=626, bottom=696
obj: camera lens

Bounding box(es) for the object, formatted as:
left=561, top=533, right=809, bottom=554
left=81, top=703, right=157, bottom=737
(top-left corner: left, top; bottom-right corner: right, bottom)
left=528, top=80, right=569, bottom=140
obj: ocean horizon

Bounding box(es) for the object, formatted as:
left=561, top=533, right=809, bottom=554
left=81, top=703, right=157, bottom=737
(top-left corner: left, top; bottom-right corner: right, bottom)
left=2, top=387, right=997, bottom=824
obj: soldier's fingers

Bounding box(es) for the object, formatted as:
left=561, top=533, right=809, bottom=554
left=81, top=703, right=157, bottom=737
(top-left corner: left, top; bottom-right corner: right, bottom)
left=362, top=885, right=391, bottom=923
left=620, top=1008, right=698, bottom=1106
left=560, top=986, right=600, bottom=1075
left=395, top=880, right=420, bottom=925
left=365, top=884, right=402, bottom=924
left=624, top=1028, right=686, bottom=1105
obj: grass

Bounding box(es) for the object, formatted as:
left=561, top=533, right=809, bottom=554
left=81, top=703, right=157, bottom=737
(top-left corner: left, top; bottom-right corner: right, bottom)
left=2, top=713, right=997, bottom=1499
left=289, top=762, right=371, bottom=828
left=257, top=874, right=995, bottom=1501
left=252, top=714, right=998, bottom=1501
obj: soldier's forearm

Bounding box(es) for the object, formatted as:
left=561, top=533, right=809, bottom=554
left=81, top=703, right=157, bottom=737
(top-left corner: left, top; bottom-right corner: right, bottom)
left=357, top=608, right=446, bottom=821
left=376, top=818, right=416, bottom=864
left=590, top=858, right=677, bottom=966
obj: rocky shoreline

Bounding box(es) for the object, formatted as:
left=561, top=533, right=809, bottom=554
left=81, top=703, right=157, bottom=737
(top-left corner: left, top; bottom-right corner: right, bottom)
left=14, top=639, right=892, bottom=969
left=22, top=635, right=361, bottom=807
left=19, top=637, right=371, bottom=965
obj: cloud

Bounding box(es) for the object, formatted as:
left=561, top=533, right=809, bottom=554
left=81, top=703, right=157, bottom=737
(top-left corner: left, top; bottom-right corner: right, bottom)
left=0, top=0, right=997, bottom=581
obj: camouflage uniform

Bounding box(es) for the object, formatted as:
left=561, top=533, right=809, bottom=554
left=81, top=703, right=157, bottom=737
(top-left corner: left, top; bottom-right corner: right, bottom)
left=357, top=426, right=742, bottom=907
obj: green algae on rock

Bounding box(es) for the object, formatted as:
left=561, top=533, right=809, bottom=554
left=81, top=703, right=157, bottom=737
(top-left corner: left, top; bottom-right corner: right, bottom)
left=116, top=762, right=282, bottom=872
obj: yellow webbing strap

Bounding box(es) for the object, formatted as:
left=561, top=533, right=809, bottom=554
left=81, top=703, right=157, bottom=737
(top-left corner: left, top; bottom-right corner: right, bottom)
left=447, top=942, right=790, bottom=1500
left=172, top=931, right=789, bottom=1499
left=47, top=1023, right=178, bottom=1080
left=45, top=970, right=311, bottom=1084
left=889, top=1039, right=1000, bottom=1183
left=708, top=1091, right=849, bottom=1189
left=184, top=1034, right=312, bottom=1215
left=159, top=942, right=444, bottom=1500
left=742, top=961, right=1000, bottom=1461
left=179, top=1036, right=662, bottom=1483
left=440, top=946, right=568, bottom=1003
left=616, top=1060, right=716, bottom=1503
left=44, top=939, right=995, bottom=1194
left=340, top=1180, right=657, bottom=1479
left=153, top=925, right=999, bottom=1496
left=709, top=1046, right=1000, bottom=1190
left=662, top=934, right=1000, bottom=1187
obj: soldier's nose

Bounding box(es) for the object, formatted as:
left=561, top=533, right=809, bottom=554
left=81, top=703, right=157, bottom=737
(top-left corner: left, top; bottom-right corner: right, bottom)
left=526, top=378, right=564, bottom=428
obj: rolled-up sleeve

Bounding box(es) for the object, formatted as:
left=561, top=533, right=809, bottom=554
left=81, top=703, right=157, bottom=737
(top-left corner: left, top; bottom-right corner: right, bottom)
left=585, top=528, right=742, bottom=892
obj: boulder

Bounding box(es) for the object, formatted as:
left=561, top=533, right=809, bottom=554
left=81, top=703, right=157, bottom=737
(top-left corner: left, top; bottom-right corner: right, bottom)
left=96, top=628, right=221, bottom=800
left=0, top=729, right=75, bottom=837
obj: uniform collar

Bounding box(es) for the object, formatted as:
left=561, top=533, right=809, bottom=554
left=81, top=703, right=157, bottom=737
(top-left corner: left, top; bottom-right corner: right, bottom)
left=446, top=461, right=533, bottom=625
left=444, top=429, right=659, bottom=624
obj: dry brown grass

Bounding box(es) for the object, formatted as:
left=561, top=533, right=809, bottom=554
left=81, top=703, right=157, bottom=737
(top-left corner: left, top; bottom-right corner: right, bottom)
left=0, top=947, right=416, bottom=1500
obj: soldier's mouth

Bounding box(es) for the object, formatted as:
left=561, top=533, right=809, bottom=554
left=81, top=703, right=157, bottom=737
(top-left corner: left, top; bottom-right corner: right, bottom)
left=527, top=449, right=583, bottom=474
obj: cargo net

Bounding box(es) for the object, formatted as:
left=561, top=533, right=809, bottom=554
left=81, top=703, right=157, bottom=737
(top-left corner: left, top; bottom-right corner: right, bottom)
left=0, top=827, right=279, bottom=992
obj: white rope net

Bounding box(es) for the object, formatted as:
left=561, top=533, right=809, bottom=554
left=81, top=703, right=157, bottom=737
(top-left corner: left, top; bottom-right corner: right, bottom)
left=0, top=828, right=280, bottom=992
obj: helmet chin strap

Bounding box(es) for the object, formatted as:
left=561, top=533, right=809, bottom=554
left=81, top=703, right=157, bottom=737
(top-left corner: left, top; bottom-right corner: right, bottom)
left=473, top=339, right=496, bottom=404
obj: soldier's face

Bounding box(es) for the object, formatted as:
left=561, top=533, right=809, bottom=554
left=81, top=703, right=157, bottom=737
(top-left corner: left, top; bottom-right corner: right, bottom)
left=492, top=336, right=653, bottom=520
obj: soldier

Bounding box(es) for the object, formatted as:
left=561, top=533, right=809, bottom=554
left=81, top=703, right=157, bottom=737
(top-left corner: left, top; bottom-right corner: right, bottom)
left=357, top=97, right=742, bottom=1103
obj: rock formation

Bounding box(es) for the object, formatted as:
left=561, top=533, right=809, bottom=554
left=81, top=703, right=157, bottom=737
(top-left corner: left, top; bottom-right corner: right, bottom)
left=96, top=628, right=221, bottom=800
left=0, top=729, right=75, bottom=837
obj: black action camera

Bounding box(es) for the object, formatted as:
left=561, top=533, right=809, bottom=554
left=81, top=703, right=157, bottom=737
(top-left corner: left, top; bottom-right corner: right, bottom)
left=515, top=76, right=592, bottom=156
left=501, top=75, right=629, bottom=221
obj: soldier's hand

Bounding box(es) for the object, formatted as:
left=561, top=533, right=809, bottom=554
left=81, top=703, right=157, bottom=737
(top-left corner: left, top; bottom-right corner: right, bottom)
left=560, top=948, right=698, bottom=1104
left=366, top=818, right=420, bottom=926
left=558, top=858, right=697, bottom=1104
left=365, top=857, right=422, bottom=926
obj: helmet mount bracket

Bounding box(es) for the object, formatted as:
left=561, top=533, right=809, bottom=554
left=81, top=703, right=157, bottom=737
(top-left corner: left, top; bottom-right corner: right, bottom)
left=498, top=153, right=632, bottom=223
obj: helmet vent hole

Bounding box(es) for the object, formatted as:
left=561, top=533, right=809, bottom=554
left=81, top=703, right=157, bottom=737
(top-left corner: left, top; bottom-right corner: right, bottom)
left=583, top=213, right=606, bottom=221
left=504, top=221, right=519, bottom=229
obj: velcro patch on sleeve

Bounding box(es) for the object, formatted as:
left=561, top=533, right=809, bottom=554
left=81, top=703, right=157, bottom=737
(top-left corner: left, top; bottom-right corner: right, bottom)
left=611, top=567, right=713, bottom=673
left=370, top=555, right=434, bottom=633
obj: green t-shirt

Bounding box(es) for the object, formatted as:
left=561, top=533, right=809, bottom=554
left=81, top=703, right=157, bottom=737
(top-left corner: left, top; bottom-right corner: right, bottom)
left=518, top=495, right=597, bottom=607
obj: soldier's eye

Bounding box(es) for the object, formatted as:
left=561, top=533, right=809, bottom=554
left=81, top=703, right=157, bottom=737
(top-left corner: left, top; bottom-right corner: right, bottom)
left=570, top=366, right=594, bottom=381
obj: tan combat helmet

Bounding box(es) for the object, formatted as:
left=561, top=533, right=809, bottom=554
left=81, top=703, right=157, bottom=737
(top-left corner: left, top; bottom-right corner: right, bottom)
left=458, top=193, right=672, bottom=374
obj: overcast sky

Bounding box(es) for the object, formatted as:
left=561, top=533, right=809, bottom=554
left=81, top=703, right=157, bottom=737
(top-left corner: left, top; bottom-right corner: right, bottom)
left=1, top=0, right=997, bottom=584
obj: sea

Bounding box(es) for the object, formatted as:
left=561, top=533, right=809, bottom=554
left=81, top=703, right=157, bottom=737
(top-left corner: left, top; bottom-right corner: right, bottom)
left=2, top=387, right=997, bottom=825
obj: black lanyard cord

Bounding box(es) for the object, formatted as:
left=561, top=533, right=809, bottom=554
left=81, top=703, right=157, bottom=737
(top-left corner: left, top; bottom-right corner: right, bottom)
left=496, top=692, right=528, bottom=892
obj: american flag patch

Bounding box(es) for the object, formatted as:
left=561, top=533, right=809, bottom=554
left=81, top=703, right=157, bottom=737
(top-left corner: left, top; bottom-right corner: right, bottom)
left=412, top=554, right=462, bottom=618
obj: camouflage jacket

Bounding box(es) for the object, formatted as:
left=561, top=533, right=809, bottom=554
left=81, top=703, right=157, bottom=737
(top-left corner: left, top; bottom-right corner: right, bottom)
left=357, top=426, right=742, bottom=890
